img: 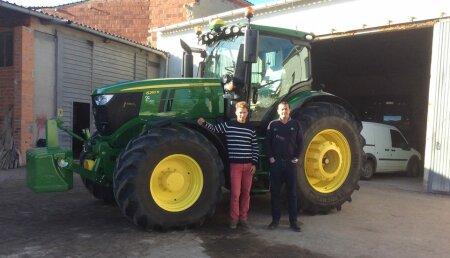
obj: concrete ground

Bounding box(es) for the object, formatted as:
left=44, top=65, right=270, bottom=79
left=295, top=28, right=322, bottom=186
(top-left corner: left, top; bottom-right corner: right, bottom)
left=1, top=168, right=450, bottom=258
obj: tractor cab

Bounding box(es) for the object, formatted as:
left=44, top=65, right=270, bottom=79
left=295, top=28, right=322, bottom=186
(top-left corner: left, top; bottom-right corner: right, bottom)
left=182, top=10, right=315, bottom=123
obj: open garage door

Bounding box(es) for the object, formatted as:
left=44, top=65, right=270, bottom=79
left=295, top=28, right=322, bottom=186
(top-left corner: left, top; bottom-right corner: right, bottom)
left=311, top=24, right=434, bottom=168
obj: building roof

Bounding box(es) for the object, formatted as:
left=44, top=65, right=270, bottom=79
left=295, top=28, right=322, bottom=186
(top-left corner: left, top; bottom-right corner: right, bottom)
left=0, top=0, right=167, bottom=58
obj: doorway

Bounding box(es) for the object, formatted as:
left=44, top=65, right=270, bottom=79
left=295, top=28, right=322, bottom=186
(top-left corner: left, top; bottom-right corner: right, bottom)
left=72, top=102, right=90, bottom=159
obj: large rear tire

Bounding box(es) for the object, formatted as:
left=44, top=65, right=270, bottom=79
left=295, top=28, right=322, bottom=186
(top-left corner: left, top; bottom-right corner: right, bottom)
left=293, top=102, right=364, bottom=214
left=113, top=127, right=224, bottom=230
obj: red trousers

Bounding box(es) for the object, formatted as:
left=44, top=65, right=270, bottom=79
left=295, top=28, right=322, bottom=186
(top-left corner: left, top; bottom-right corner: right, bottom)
left=229, top=163, right=253, bottom=221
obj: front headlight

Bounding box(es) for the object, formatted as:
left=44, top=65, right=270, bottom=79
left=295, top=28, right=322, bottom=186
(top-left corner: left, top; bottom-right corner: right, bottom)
left=94, top=94, right=114, bottom=105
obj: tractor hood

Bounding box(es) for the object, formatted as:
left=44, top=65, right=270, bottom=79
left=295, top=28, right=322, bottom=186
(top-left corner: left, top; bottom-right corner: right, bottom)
left=93, top=78, right=221, bottom=95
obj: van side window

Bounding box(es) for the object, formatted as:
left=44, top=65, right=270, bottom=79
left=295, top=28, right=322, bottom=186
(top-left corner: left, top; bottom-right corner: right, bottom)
left=390, top=130, right=407, bottom=148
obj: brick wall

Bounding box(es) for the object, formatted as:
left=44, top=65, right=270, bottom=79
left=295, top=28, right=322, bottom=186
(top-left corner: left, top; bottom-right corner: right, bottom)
left=40, top=0, right=250, bottom=46
left=42, top=0, right=153, bottom=44
left=0, top=66, right=14, bottom=130
left=40, top=0, right=243, bottom=45
left=0, top=25, right=35, bottom=160
left=148, top=0, right=193, bottom=30
left=0, top=25, right=14, bottom=126
left=14, top=26, right=35, bottom=156
left=1, top=26, right=35, bottom=158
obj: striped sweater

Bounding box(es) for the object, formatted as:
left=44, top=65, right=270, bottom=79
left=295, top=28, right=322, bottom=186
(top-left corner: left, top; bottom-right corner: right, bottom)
left=205, top=120, right=259, bottom=165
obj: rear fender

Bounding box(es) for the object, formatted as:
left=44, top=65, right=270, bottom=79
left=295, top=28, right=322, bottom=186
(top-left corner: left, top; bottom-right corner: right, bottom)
left=290, top=94, right=361, bottom=126
left=259, top=91, right=362, bottom=132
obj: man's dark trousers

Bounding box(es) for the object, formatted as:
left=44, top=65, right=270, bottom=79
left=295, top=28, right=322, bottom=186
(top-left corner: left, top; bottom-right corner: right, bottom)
left=270, top=159, right=298, bottom=225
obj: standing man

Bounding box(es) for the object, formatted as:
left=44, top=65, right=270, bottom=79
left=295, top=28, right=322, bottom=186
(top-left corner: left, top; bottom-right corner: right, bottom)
left=265, top=101, right=303, bottom=232
left=198, top=101, right=258, bottom=229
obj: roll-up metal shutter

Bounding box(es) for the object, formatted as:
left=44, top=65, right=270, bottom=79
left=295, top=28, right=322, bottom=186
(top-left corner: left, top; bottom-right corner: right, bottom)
left=57, top=34, right=153, bottom=149
left=57, top=34, right=93, bottom=149
left=424, top=19, right=450, bottom=194
left=135, top=52, right=148, bottom=80
left=92, top=43, right=135, bottom=88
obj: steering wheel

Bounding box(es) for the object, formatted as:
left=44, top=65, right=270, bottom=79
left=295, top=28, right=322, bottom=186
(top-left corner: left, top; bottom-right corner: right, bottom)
left=260, top=79, right=281, bottom=88
left=225, top=66, right=234, bottom=72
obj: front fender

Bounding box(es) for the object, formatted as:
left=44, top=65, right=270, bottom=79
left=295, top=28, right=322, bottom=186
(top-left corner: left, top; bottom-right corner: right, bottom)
left=143, top=118, right=228, bottom=166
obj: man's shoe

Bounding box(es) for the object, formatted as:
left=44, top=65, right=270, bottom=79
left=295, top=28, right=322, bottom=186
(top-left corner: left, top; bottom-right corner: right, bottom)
left=290, top=223, right=301, bottom=232
left=268, top=221, right=279, bottom=230
left=239, top=220, right=251, bottom=229
left=229, top=220, right=238, bottom=229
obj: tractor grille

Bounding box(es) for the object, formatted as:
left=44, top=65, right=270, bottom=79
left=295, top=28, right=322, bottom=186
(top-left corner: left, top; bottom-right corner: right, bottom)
left=92, top=92, right=142, bottom=136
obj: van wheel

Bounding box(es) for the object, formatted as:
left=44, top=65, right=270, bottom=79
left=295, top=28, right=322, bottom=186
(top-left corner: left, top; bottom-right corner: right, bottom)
left=406, top=157, right=420, bottom=177
left=361, top=159, right=375, bottom=180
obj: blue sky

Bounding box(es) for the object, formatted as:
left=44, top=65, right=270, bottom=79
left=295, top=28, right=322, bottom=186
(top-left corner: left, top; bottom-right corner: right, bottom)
left=7, top=0, right=275, bottom=8
left=249, top=0, right=274, bottom=4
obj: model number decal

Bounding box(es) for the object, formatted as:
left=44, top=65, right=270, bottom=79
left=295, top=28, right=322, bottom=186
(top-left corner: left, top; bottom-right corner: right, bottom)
left=145, top=90, right=160, bottom=95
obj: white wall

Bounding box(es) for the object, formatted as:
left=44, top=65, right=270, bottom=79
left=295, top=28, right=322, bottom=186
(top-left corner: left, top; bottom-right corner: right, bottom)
left=155, top=0, right=450, bottom=77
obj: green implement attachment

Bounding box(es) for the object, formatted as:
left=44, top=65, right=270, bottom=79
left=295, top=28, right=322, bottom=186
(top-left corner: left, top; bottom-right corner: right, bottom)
left=26, top=147, right=73, bottom=192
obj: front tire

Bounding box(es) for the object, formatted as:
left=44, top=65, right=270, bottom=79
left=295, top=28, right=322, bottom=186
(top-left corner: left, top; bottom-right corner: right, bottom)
left=113, top=127, right=224, bottom=230
left=293, top=102, right=364, bottom=213
left=406, top=157, right=420, bottom=177
left=79, top=151, right=116, bottom=204
left=361, top=159, right=375, bottom=180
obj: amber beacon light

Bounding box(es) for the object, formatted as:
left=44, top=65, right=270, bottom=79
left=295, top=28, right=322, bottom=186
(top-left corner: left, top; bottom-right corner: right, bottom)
left=245, top=6, right=254, bottom=20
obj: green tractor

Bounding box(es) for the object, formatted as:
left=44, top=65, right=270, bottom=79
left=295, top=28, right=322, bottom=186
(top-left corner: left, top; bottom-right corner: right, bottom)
left=26, top=16, right=364, bottom=230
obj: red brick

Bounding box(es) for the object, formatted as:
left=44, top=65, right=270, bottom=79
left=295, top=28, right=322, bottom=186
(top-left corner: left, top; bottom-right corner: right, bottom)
left=39, top=0, right=204, bottom=44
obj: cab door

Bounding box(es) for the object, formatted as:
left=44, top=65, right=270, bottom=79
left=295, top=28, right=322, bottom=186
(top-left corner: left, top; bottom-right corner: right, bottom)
left=374, top=127, right=395, bottom=172
left=248, top=34, right=311, bottom=122
left=389, top=129, right=411, bottom=171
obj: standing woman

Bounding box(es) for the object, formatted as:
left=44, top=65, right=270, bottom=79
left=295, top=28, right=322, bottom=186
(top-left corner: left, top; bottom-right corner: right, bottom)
left=197, top=101, right=258, bottom=229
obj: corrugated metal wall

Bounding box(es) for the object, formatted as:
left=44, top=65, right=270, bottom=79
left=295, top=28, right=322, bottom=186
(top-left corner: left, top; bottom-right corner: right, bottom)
left=56, top=33, right=153, bottom=149
left=424, top=19, right=450, bottom=194
left=57, top=35, right=93, bottom=149
left=92, top=44, right=147, bottom=88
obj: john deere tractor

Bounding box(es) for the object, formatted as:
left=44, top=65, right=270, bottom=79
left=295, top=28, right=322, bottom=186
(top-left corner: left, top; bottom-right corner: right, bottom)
left=27, top=12, right=364, bottom=230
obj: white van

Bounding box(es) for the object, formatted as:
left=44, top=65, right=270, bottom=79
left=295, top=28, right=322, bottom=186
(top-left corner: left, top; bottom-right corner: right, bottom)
left=360, top=122, right=422, bottom=180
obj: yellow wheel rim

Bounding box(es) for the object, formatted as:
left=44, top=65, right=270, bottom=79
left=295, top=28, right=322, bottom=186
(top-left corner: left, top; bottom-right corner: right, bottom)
left=304, top=129, right=351, bottom=193
left=150, top=154, right=203, bottom=212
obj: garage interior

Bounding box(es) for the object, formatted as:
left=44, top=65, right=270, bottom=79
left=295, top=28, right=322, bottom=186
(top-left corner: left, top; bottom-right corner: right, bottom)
left=311, top=26, right=433, bottom=161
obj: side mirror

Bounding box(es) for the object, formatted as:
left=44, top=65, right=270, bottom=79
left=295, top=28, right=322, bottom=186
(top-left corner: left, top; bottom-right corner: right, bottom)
left=244, top=28, right=258, bottom=63
left=198, top=61, right=205, bottom=77
left=180, top=39, right=193, bottom=78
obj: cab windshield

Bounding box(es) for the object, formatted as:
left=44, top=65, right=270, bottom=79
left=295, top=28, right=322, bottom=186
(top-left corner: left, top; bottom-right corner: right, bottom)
left=204, top=36, right=244, bottom=78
